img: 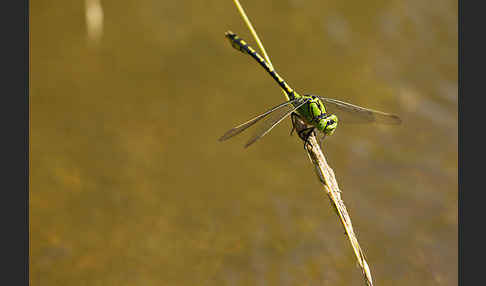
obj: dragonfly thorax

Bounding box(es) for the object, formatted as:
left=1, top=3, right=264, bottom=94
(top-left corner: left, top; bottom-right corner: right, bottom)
left=302, top=95, right=339, bottom=135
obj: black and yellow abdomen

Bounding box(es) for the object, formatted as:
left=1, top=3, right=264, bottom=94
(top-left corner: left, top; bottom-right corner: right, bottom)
left=224, top=31, right=337, bottom=135
left=225, top=31, right=299, bottom=101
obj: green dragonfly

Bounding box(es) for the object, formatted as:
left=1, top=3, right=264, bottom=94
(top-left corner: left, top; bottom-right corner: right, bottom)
left=219, top=31, right=401, bottom=148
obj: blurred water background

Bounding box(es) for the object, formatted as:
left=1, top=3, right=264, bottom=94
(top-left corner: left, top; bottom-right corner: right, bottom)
left=30, top=0, right=457, bottom=285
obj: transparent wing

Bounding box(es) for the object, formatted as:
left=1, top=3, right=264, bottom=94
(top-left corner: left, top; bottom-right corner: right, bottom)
left=244, top=97, right=310, bottom=148
left=219, top=97, right=306, bottom=142
left=218, top=97, right=310, bottom=148
left=316, top=96, right=402, bottom=125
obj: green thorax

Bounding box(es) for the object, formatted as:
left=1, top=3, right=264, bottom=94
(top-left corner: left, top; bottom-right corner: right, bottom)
left=294, top=94, right=328, bottom=131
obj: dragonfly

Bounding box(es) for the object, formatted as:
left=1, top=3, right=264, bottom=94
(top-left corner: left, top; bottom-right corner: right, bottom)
left=219, top=31, right=401, bottom=148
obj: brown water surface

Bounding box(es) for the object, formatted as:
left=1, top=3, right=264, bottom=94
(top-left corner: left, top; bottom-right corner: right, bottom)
left=31, top=0, right=457, bottom=285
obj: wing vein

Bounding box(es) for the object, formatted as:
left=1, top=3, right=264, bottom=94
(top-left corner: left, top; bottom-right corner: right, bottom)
left=218, top=98, right=302, bottom=142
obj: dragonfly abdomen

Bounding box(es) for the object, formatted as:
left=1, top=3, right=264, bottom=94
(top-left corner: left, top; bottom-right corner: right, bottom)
left=225, top=31, right=299, bottom=101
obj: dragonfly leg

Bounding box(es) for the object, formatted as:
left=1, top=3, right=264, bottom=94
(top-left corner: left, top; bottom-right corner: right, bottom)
left=290, top=112, right=309, bottom=136
left=298, top=127, right=315, bottom=149
left=290, top=113, right=299, bottom=136
left=290, top=112, right=315, bottom=147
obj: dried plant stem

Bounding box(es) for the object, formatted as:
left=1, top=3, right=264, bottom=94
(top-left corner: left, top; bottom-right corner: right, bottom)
left=297, top=121, right=374, bottom=286
left=230, top=1, right=374, bottom=285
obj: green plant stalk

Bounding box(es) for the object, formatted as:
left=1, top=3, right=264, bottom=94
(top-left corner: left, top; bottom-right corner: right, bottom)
left=231, top=0, right=289, bottom=101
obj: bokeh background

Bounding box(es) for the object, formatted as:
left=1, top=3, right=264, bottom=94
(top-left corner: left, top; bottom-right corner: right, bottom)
left=30, top=0, right=457, bottom=285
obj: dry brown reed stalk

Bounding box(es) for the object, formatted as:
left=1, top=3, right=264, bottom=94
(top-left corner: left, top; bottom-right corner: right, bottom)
left=292, top=116, right=374, bottom=286
left=230, top=0, right=374, bottom=285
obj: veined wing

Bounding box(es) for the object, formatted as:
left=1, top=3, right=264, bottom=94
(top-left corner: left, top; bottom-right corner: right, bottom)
left=244, top=97, right=310, bottom=148
left=316, top=96, right=402, bottom=125
left=219, top=97, right=310, bottom=148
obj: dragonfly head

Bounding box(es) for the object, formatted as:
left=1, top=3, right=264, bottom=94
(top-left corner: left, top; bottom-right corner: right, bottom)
left=317, top=114, right=338, bottom=135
